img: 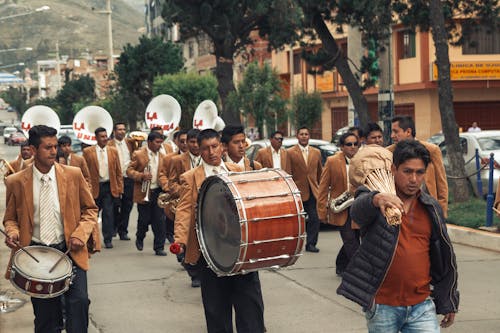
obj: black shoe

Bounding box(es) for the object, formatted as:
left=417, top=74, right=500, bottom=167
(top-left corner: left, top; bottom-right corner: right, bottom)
left=119, top=234, right=131, bottom=241
left=155, top=250, right=167, bottom=256
left=104, top=241, right=113, bottom=249
left=306, top=245, right=320, bottom=253
left=191, top=278, right=201, bottom=288
left=135, top=239, right=144, bottom=251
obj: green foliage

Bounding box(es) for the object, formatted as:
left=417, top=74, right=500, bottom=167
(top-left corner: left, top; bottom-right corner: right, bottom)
left=360, top=38, right=380, bottom=88
left=447, top=197, right=487, bottom=229
left=153, top=72, right=219, bottom=129
left=55, top=75, right=96, bottom=124
left=99, top=90, right=144, bottom=131
left=227, top=62, right=287, bottom=135
left=292, top=90, right=323, bottom=131
left=0, top=86, right=27, bottom=116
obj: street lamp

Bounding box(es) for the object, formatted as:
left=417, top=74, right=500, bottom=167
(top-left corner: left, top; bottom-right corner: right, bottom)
left=0, top=47, right=33, bottom=53
left=0, top=5, right=50, bottom=22
left=94, top=0, right=114, bottom=72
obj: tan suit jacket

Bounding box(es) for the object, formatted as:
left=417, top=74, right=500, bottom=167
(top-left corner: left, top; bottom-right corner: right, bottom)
left=158, top=152, right=181, bottom=192
left=286, top=145, right=323, bottom=202
left=163, top=142, right=174, bottom=154
left=3, top=164, right=99, bottom=278
left=317, top=152, right=350, bottom=226
left=83, top=145, right=123, bottom=199
left=107, top=138, right=134, bottom=157
left=388, top=140, right=448, bottom=217
left=168, top=152, right=193, bottom=198
left=175, top=162, right=242, bottom=264
left=127, top=146, right=165, bottom=203
left=68, top=153, right=91, bottom=187
left=5, top=156, right=33, bottom=177
left=255, top=146, right=288, bottom=170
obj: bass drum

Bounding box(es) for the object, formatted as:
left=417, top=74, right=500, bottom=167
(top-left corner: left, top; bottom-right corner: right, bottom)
left=196, top=169, right=305, bottom=276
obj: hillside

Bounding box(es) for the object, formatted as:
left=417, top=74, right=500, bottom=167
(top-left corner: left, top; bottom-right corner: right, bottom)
left=0, top=0, right=144, bottom=68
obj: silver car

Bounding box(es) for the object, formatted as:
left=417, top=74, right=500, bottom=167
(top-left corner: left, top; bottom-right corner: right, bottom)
left=432, top=130, right=500, bottom=197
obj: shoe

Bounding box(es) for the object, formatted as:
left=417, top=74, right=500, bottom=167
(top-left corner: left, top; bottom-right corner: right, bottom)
left=135, top=239, right=144, bottom=251
left=119, top=234, right=131, bottom=241
left=305, top=245, right=320, bottom=253
left=155, top=250, right=167, bottom=256
left=104, top=241, right=113, bottom=249
left=191, top=278, right=201, bottom=288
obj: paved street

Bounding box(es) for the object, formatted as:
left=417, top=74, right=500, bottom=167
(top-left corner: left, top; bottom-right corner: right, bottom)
left=1, top=135, right=500, bottom=332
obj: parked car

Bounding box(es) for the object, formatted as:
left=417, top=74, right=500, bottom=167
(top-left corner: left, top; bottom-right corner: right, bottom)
left=7, top=131, right=27, bottom=146
left=3, top=126, right=18, bottom=143
left=429, top=130, right=500, bottom=197
left=57, top=129, right=83, bottom=154
left=246, top=137, right=339, bottom=165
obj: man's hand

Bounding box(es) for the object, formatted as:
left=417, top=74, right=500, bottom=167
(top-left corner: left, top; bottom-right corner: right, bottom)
left=441, top=313, right=455, bottom=328
left=69, top=237, right=85, bottom=251
left=142, top=171, right=153, bottom=181
left=372, top=193, right=404, bottom=217
left=5, top=234, right=19, bottom=249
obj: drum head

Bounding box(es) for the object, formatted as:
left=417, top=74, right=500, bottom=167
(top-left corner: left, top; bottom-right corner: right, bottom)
left=13, top=246, right=72, bottom=280
left=197, top=176, right=241, bottom=273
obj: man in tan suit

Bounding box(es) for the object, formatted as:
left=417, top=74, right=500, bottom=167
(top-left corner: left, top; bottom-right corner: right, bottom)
left=221, top=125, right=262, bottom=171
left=127, top=131, right=167, bottom=256
left=107, top=122, right=135, bottom=241
left=3, top=125, right=98, bottom=332
left=58, top=135, right=91, bottom=185
left=286, top=126, right=323, bottom=252
left=5, top=141, right=33, bottom=177
left=83, top=127, right=123, bottom=249
left=254, top=130, right=288, bottom=170
left=317, top=132, right=360, bottom=275
left=389, top=116, right=448, bottom=217
left=174, top=129, right=265, bottom=332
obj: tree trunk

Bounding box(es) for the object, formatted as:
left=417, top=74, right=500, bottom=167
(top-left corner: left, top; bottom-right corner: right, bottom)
left=311, top=11, right=371, bottom=129
left=428, top=0, right=469, bottom=202
left=214, top=41, right=241, bottom=126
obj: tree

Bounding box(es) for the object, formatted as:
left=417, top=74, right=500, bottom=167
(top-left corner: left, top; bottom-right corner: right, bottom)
left=227, top=62, right=287, bottom=136
left=55, top=75, right=96, bottom=124
left=0, top=86, right=27, bottom=117
left=99, top=90, right=144, bottom=130
left=292, top=90, right=323, bottom=131
left=161, top=0, right=301, bottom=125
left=115, top=36, right=184, bottom=129
left=153, top=72, right=219, bottom=129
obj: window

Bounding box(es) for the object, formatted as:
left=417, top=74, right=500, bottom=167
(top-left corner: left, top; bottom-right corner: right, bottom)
left=293, top=53, right=301, bottom=74
left=462, top=26, right=500, bottom=55
left=398, top=30, right=416, bottom=59
left=188, top=41, right=195, bottom=59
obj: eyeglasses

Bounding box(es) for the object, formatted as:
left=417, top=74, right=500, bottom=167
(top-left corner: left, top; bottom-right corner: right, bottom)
left=273, top=137, right=284, bottom=141
left=344, top=142, right=359, bottom=147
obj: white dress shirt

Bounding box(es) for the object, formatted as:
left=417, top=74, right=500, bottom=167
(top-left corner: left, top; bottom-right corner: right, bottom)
left=225, top=154, right=245, bottom=169
left=115, top=139, right=131, bottom=177
left=189, top=152, right=201, bottom=169
left=202, top=160, right=228, bottom=177
left=272, top=148, right=281, bottom=169
left=32, top=165, right=64, bottom=244
left=147, top=148, right=160, bottom=189
left=96, top=145, right=109, bottom=182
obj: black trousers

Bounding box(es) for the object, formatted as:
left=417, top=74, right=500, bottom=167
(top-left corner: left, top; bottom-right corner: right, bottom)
left=303, top=193, right=320, bottom=247
left=136, top=188, right=166, bottom=251
left=95, top=182, right=115, bottom=243
left=113, top=177, right=134, bottom=236
left=336, top=215, right=360, bottom=273
left=200, top=263, right=265, bottom=333
left=30, top=243, right=89, bottom=333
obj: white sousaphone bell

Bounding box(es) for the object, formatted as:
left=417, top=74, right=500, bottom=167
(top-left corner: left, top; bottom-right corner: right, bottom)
left=21, top=105, right=61, bottom=137
left=193, top=100, right=225, bottom=131
left=73, top=106, right=113, bottom=145
left=145, top=94, right=181, bottom=135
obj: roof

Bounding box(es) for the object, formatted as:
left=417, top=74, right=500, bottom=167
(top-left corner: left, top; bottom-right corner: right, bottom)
left=0, top=72, right=23, bottom=85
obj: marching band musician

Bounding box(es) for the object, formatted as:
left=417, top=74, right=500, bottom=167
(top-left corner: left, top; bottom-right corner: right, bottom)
left=58, top=135, right=91, bottom=186
left=317, top=132, right=361, bottom=276
left=363, top=122, right=385, bottom=147
left=83, top=127, right=123, bottom=249
left=127, top=131, right=168, bottom=256
left=3, top=125, right=98, bottom=333
left=107, top=123, right=135, bottom=241
left=221, top=125, right=262, bottom=171
left=5, top=141, right=33, bottom=177
left=286, top=126, right=323, bottom=253
left=254, top=130, right=288, bottom=170
left=173, top=129, right=265, bottom=332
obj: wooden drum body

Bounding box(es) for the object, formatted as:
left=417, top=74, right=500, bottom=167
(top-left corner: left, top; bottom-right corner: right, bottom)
left=196, top=169, right=306, bottom=276
left=10, top=246, right=73, bottom=298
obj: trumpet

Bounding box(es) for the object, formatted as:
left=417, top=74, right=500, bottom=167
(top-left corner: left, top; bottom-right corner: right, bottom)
left=329, top=191, right=354, bottom=213
left=0, top=159, right=16, bottom=180
left=157, top=192, right=180, bottom=214
left=142, top=164, right=152, bottom=202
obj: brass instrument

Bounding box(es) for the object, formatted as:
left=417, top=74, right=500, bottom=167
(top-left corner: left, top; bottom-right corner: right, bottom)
left=129, top=131, right=148, bottom=151
left=329, top=191, right=354, bottom=213
left=0, top=159, right=16, bottom=180
left=157, top=192, right=180, bottom=214
left=142, top=164, right=152, bottom=202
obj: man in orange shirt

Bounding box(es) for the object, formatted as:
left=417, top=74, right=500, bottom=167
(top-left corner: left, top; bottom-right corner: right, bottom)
left=337, top=140, right=459, bottom=332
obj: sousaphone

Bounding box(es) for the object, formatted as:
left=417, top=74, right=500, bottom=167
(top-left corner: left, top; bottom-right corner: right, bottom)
left=21, top=105, right=61, bottom=137
left=72, top=106, right=113, bottom=145
left=193, top=100, right=225, bottom=131
left=145, top=94, right=181, bottom=135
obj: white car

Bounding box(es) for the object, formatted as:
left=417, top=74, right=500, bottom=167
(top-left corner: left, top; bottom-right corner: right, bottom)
left=3, top=126, right=18, bottom=143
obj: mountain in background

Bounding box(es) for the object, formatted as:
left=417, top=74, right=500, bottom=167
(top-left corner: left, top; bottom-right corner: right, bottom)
left=0, top=0, right=146, bottom=71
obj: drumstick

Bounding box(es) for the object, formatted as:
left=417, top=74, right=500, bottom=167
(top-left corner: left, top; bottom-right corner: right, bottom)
left=49, top=248, right=70, bottom=273
left=493, top=206, right=500, bottom=216
left=0, top=228, right=40, bottom=263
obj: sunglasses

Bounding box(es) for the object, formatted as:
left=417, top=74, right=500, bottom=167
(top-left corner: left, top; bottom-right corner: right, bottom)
left=344, top=142, right=359, bottom=147
left=273, top=137, right=284, bottom=141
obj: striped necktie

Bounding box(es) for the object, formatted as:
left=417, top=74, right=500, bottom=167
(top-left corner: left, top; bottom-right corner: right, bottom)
left=39, top=174, right=58, bottom=245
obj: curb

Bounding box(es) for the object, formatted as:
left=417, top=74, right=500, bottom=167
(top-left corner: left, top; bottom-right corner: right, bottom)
left=447, top=224, right=500, bottom=252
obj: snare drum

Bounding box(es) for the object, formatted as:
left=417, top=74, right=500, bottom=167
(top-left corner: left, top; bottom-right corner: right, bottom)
left=10, top=246, right=73, bottom=298
left=196, top=168, right=306, bottom=276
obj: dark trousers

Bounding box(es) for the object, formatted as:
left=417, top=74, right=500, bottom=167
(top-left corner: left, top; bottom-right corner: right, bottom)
left=136, top=188, right=166, bottom=251
left=304, top=193, right=320, bottom=247
left=165, top=215, right=175, bottom=243
left=113, top=177, right=134, bottom=236
left=31, top=244, right=89, bottom=333
left=200, top=264, right=265, bottom=333
left=336, top=215, right=360, bottom=273
left=96, top=182, right=114, bottom=243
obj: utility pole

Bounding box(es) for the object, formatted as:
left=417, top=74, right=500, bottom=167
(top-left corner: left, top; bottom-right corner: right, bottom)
left=55, top=40, right=62, bottom=92
left=347, top=27, right=362, bottom=127
left=106, top=0, right=114, bottom=72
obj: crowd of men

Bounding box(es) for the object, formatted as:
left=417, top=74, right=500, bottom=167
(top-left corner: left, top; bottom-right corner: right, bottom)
left=2, top=114, right=476, bottom=332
